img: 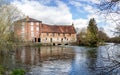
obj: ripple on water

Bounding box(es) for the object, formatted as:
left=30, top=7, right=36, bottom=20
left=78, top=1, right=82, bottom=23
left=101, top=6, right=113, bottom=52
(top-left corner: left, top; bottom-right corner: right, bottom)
left=27, top=60, right=72, bottom=75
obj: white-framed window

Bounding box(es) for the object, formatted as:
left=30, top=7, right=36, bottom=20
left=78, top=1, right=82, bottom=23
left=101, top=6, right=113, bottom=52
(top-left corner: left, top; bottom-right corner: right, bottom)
left=36, top=27, right=39, bottom=31
left=21, top=22, right=25, bottom=36
left=31, top=26, right=34, bottom=31
left=36, top=22, right=39, bottom=25
left=31, top=32, right=34, bottom=37
left=31, top=22, right=34, bottom=25
left=36, top=31, right=39, bottom=34
left=22, top=26, right=24, bottom=32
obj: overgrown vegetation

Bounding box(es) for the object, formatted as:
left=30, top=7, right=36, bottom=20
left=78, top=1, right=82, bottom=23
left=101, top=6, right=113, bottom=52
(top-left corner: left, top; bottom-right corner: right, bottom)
left=0, top=65, right=26, bottom=75
left=108, top=37, right=120, bottom=43
left=0, top=0, right=23, bottom=51
left=10, top=69, right=26, bottom=75
left=0, top=65, right=5, bottom=75
left=78, top=18, right=104, bottom=47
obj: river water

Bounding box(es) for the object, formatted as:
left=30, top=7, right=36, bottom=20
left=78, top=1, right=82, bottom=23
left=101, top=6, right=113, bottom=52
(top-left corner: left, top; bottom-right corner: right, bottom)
left=0, top=43, right=120, bottom=75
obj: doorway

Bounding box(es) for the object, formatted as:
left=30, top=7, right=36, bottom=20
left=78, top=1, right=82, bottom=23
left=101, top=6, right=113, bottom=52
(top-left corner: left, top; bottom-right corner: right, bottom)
left=61, top=38, right=63, bottom=42
left=53, top=43, right=55, bottom=46
left=35, top=38, right=37, bottom=42
left=50, top=38, right=52, bottom=42
left=38, top=38, right=41, bottom=42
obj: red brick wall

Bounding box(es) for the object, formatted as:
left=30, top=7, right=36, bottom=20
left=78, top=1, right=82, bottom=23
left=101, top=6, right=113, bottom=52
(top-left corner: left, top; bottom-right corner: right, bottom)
left=14, top=21, right=76, bottom=43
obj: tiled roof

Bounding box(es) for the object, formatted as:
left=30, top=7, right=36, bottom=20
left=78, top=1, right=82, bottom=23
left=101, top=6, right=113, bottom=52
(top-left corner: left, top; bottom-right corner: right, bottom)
left=16, top=17, right=76, bottom=34
left=42, top=24, right=76, bottom=34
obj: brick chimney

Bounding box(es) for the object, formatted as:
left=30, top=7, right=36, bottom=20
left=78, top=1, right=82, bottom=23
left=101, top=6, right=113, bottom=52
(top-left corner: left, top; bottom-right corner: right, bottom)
left=26, top=16, right=29, bottom=21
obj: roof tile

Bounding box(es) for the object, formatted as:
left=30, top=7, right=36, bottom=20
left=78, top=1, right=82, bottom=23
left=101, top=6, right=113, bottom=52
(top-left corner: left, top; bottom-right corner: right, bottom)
left=42, top=24, right=76, bottom=34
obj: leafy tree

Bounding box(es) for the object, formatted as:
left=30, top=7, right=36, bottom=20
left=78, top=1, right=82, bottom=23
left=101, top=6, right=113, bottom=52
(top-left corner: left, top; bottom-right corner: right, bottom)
left=98, top=27, right=109, bottom=42
left=77, top=28, right=88, bottom=45
left=109, top=36, right=120, bottom=43
left=86, top=18, right=99, bottom=46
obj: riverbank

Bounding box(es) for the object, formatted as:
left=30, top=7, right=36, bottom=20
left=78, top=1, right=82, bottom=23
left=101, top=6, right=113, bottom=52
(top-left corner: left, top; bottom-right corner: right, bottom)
left=12, top=42, right=77, bottom=47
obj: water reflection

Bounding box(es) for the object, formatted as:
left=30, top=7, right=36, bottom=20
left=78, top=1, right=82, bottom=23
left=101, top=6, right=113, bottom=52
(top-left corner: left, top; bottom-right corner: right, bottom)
left=15, top=46, right=75, bottom=65
left=15, top=46, right=75, bottom=75
left=69, top=47, right=98, bottom=75
left=86, top=49, right=97, bottom=72
left=0, top=44, right=120, bottom=75
left=96, top=44, right=120, bottom=75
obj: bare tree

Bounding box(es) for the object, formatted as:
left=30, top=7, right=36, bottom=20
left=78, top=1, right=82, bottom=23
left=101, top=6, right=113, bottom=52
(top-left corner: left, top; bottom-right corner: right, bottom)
left=98, top=0, right=120, bottom=36
left=0, top=1, right=23, bottom=51
left=94, top=1, right=120, bottom=74
left=99, top=0, right=120, bottom=13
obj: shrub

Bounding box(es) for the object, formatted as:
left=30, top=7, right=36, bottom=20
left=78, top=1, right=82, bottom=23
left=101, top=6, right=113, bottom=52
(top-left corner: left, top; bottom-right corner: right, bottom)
left=10, top=69, right=26, bottom=75
left=0, top=65, right=5, bottom=75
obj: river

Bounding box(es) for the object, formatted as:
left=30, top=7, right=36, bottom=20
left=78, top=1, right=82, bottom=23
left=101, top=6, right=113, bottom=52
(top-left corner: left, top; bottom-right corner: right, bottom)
left=0, top=43, right=120, bottom=75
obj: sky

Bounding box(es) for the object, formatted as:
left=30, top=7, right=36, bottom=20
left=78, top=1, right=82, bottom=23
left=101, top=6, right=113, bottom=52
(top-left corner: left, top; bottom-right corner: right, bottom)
left=11, top=0, right=118, bottom=37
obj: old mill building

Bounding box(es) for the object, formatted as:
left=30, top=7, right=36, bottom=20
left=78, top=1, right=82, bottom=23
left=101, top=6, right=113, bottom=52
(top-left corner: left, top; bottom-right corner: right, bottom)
left=14, top=16, right=76, bottom=45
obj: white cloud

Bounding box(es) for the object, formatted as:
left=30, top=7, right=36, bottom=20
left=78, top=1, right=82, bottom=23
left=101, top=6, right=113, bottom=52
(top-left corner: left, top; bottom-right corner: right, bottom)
left=69, top=0, right=100, bottom=4
left=89, top=0, right=100, bottom=4
left=69, top=0, right=82, bottom=7
left=73, top=18, right=88, bottom=28
left=84, top=5, right=96, bottom=14
left=12, top=0, right=72, bottom=25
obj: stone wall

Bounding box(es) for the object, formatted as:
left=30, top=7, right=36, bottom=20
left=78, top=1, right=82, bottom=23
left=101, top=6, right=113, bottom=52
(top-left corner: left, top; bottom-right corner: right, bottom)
left=40, top=33, right=76, bottom=43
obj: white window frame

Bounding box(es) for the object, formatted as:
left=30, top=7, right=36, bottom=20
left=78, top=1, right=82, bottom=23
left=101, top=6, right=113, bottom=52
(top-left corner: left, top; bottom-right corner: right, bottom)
left=31, top=25, right=34, bottom=31
left=36, top=22, right=39, bottom=25
left=21, top=22, right=25, bottom=37
left=22, top=25, right=24, bottom=33
left=36, top=27, right=39, bottom=31
left=36, top=31, right=39, bottom=34
left=31, top=22, right=34, bottom=25
left=31, top=32, right=34, bottom=37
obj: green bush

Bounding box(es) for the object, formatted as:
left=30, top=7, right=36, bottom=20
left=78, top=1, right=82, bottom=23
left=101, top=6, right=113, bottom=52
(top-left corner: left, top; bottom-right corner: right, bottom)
left=0, top=65, right=5, bottom=75
left=10, top=69, right=26, bottom=75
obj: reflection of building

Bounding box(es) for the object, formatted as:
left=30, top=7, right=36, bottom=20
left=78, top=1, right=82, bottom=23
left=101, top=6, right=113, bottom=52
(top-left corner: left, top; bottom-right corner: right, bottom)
left=14, top=16, right=76, bottom=45
left=15, top=46, right=75, bottom=65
